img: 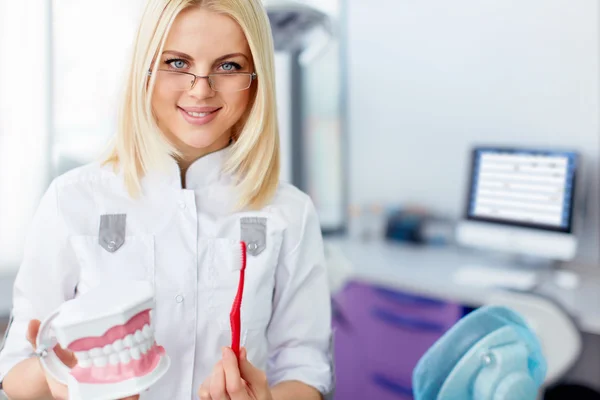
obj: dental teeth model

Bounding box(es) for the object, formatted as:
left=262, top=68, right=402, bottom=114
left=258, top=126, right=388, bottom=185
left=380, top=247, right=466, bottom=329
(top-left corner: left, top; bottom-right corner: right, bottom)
left=35, top=280, right=170, bottom=400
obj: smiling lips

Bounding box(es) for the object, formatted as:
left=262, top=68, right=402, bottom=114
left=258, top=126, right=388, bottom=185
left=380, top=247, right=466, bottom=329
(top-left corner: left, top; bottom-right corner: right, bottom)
left=67, top=310, right=165, bottom=384
left=179, top=105, right=221, bottom=126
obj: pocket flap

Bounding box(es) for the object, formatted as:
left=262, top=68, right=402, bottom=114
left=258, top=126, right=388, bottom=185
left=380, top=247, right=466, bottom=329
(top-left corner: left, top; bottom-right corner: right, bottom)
left=241, top=217, right=267, bottom=256
left=98, top=214, right=126, bottom=252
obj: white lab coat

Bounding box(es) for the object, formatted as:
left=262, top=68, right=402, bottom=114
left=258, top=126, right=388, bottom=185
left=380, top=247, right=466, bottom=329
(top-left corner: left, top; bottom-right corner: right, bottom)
left=0, top=147, right=333, bottom=399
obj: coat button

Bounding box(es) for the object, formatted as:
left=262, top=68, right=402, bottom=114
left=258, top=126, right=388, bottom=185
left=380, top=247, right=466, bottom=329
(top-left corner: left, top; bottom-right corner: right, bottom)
left=248, top=243, right=258, bottom=251
left=107, top=241, right=116, bottom=250
left=175, top=295, right=184, bottom=303
left=178, top=201, right=186, bottom=209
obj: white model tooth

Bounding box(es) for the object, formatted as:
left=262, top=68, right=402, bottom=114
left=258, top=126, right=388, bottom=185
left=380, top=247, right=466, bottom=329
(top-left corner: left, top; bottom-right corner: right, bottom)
left=113, top=338, right=124, bottom=352
left=103, top=344, right=113, bottom=355
left=134, top=330, right=144, bottom=344
left=109, top=353, right=120, bottom=365
left=130, top=346, right=142, bottom=360
left=79, top=358, right=93, bottom=368
left=75, top=351, right=89, bottom=361
left=119, top=349, right=131, bottom=364
left=141, top=340, right=149, bottom=354
left=142, top=325, right=152, bottom=339
left=89, top=348, right=103, bottom=358
left=123, top=334, right=134, bottom=348
left=93, top=356, right=108, bottom=367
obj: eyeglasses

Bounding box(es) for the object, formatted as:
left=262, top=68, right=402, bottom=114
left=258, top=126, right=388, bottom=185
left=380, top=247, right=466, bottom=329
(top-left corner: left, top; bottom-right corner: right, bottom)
left=149, top=69, right=257, bottom=93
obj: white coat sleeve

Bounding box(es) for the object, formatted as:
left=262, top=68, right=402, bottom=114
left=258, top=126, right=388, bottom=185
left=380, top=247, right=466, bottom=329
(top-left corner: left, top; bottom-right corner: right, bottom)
left=0, top=179, right=79, bottom=388
left=266, top=198, right=334, bottom=397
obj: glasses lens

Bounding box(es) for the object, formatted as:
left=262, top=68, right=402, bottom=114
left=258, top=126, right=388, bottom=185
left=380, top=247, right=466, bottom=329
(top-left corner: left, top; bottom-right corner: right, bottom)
left=210, top=74, right=252, bottom=92
left=157, top=70, right=194, bottom=91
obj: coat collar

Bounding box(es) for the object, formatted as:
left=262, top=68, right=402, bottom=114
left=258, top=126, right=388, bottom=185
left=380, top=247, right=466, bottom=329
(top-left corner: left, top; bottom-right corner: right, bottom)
left=142, top=145, right=232, bottom=194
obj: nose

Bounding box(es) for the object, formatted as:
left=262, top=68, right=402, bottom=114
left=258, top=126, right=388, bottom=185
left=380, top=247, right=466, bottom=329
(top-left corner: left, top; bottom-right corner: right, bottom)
left=188, top=76, right=215, bottom=98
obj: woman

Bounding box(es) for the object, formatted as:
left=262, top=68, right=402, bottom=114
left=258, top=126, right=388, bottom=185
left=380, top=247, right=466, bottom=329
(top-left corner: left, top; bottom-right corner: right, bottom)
left=0, top=1, right=334, bottom=399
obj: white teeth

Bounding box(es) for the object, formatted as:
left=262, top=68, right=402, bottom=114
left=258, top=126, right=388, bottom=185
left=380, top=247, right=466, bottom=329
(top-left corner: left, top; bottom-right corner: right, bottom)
left=134, top=330, right=144, bottom=344
left=75, top=324, right=155, bottom=368
left=109, top=354, right=120, bottom=365
left=186, top=110, right=212, bottom=117
left=119, top=349, right=131, bottom=364
left=141, top=340, right=151, bottom=354
left=143, top=325, right=153, bottom=339
left=113, top=339, right=124, bottom=352
left=79, top=358, right=93, bottom=368
left=130, top=347, right=142, bottom=360
left=123, top=334, right=134, bottom=348
left=93, top=356, right=108, bottom=368
left=89, top=348, right=103, bottom=358
left=142, top=325, right=154, bottom=339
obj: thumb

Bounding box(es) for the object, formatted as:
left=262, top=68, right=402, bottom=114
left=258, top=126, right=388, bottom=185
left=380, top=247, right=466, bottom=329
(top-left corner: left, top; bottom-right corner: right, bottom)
left=26, top=319, right=41, bottom=348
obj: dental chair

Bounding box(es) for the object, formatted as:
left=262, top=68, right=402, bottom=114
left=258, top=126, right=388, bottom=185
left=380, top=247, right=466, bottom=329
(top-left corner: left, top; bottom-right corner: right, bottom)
left=412, top=290, right=582, bottom=400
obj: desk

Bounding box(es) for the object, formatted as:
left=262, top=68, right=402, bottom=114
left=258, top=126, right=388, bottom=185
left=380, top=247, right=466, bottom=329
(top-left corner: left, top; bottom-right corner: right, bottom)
left=324, top=238, right=600, bottom=336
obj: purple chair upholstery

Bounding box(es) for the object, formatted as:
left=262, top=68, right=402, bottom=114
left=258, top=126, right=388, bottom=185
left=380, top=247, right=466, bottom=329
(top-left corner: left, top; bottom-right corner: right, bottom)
left=332, top=281, right=462, bottom=400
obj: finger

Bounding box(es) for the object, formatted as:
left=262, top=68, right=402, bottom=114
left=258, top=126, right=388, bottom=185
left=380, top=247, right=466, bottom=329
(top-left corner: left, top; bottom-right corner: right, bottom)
left=26, top=319, right=41, bottom=348
left=209, top=361, right=228, bottom=400
left=47, top=378, right=70, bottom=400
left=28, top=318, right=77, bottom=367
left=221, top=347, right=245, bottom=399
left=238, top=347, right=268, bottom=395
left=198, top=379, right=212, bottom=400
left=54, top=345, right=78, bottom=368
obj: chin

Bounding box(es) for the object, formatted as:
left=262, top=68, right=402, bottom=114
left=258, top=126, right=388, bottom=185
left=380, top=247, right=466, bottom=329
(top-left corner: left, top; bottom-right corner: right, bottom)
left=178, top=129, right=225, bottom=151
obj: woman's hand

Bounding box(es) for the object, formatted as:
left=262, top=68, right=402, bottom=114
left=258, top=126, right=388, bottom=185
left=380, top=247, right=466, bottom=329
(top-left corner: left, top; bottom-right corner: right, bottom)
left=198, top=347, right=273, bottom=400
left=26, top=319, right=139, bottom=400
left=26, top=319, right=76, bottom=400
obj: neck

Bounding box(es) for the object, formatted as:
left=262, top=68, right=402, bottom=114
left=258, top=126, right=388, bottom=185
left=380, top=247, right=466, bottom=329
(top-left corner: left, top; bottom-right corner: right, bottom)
left=176, top=142, right=230, bottom=188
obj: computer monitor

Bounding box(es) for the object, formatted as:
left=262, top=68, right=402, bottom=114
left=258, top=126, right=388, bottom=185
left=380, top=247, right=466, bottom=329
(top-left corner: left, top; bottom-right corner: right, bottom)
left=456, top=146, right=580, bottom=262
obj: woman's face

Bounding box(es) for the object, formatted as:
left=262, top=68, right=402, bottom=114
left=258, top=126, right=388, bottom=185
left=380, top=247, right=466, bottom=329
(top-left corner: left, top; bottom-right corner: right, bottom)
left=151, top=7, right=254, bottom=161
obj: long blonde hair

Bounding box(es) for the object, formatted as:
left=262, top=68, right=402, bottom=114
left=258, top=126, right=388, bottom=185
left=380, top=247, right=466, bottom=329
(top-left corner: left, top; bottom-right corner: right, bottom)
left=102, top=0, right=280, bottom=210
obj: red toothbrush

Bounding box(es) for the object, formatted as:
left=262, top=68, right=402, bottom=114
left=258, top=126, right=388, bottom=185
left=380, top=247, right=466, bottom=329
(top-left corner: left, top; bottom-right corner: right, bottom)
left=230, top=241, right=247, bottom=360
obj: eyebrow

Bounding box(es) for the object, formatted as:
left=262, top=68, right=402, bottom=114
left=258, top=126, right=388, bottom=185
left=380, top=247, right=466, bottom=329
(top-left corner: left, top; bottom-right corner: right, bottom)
left=162, top=50, right=249, bottom=63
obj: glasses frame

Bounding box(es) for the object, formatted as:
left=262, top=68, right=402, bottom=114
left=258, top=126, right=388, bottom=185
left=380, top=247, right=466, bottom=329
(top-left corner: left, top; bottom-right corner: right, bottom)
left=148, top=69, right=257, bottom=92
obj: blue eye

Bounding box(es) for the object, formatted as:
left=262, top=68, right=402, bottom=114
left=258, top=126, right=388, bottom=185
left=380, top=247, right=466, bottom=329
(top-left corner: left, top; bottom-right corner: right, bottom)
left=165, top=58, right=189, bottom=69
left=219, top=62, right=242, bottom=72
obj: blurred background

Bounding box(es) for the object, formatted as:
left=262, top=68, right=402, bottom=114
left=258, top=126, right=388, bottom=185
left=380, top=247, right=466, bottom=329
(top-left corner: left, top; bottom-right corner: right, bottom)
left=1, top=0, right=600, bottom=398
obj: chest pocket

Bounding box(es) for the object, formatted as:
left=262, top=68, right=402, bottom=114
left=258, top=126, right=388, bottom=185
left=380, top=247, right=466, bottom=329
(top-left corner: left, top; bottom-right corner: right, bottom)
left=199, top=233, right=282, bottom=332
left=70, top=234, right=155, bottom=287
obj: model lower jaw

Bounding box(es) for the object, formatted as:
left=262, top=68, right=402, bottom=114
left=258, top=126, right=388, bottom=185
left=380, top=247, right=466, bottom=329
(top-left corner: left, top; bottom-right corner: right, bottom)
left=70, top=344, right=166, bottom=383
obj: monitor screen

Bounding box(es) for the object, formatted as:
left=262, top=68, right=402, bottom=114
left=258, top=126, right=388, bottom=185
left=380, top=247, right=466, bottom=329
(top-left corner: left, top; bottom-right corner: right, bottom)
left=465, top=147, right=579, bottom=233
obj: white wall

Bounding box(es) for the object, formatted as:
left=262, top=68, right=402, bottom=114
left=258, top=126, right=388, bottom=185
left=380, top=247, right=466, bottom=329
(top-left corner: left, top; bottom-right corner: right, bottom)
left=347, top=0, right=600, bottom=265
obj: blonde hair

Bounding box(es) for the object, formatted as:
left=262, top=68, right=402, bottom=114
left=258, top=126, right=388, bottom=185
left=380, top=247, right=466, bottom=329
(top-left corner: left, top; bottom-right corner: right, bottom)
left=102, top=0, right=280, bottom=210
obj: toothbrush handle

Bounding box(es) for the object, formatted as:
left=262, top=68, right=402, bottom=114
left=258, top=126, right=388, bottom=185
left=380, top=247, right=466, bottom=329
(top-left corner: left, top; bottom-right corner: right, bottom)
left=230, top=241, right=247, bottom=360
